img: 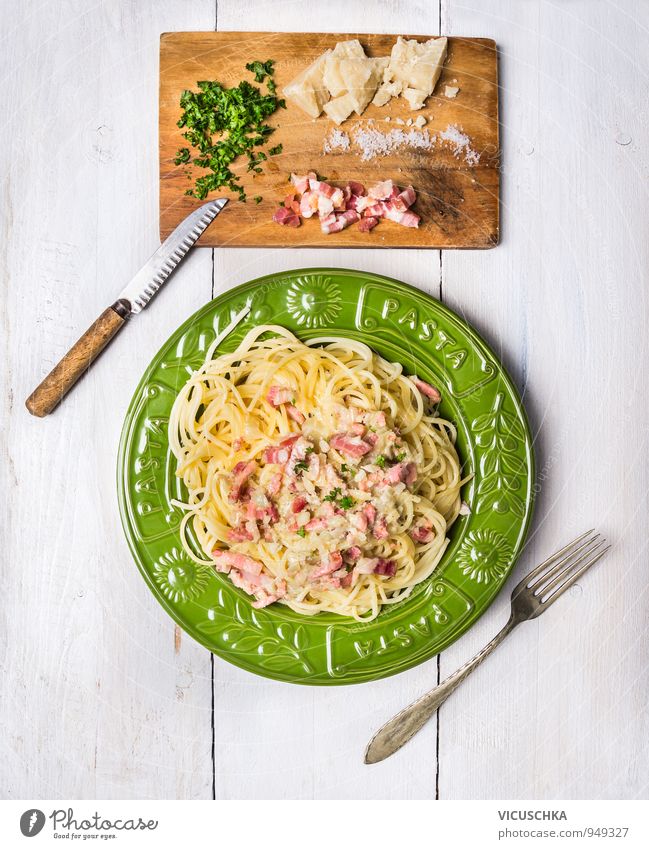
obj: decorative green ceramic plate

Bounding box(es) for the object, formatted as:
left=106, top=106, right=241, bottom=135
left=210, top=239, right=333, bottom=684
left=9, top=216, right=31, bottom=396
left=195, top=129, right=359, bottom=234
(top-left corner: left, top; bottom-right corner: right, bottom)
left=117, top=269, right=534, bottom=685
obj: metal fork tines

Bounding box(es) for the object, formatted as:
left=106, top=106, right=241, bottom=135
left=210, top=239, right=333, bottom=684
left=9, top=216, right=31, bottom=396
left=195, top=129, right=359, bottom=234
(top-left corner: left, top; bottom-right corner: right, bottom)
left=512, top=530, right=610, bottom=618
left=364, top=530, right=611, bottom=765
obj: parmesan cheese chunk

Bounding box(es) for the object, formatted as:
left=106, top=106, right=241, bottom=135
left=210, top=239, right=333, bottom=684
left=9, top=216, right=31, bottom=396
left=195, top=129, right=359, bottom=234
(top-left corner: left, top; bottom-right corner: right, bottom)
left=323, top=92, right=356, bottom=125
left=375, top=36, right=448, bottom=110
left=403, top=87, right=428, bottom=110
left=324, top=54, right=387, bottom=118
left=332, top=39, right=367, bottom=58
left=283, top=51, right=331, bottom=119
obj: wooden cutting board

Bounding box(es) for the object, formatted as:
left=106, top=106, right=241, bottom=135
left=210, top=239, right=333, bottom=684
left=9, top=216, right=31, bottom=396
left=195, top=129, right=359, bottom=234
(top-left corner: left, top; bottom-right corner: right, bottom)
left=159, top=32, right=499, bottom=248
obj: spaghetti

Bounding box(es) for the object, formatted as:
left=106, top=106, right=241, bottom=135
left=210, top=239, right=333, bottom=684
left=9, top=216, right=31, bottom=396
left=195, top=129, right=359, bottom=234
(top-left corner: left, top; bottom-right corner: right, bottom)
left=169, top=325, right=465, bottom=621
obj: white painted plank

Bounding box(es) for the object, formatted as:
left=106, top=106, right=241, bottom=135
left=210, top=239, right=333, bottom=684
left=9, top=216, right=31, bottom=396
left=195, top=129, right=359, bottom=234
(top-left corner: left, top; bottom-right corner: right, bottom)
left=437, top=0, right=649, bottom=799
left=213, top=0, right=444, bottom=800
left=0, top=0, right=217, bottom=799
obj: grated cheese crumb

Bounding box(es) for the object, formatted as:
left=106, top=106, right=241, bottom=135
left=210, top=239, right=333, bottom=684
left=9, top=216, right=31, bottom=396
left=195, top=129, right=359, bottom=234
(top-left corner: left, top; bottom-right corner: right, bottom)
left=323, top=128, right=351, bottom=154
left=439, top=123, right=480, bottom=165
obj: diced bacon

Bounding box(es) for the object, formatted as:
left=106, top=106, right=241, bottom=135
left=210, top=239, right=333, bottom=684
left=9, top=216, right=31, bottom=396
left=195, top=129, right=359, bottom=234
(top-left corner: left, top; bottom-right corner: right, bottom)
left=266, top=385, right=294, bottom=406
left=399, top=186, right=417, bottom=208
left=368, top=179, right=394, bottom=200
left=345, top=193, right=359, bottom=211
left=309, top=178, right=337, bottom=198
left=384, top=462, right=418, bottom=486
left=311, top=551, right=344, bottom=579
left=251, top=590, right=282, bottom=609
left=229, top=461, right=256, bottom=502
left=256, top=503, right=279, bottom=524
left=272, top=206, right=301, bottom=227
left=365, top=431, right=379, bottom=446
left=305, top=517, right=327, bottom=531
left=264, top=434, right=300, bottom=465
left=380, top=202, right=420, bottom=228
left=362, top=503, right=377, bottom=525
left=344, top=546, right=362, bottom=562
left=274, top=177, right=422, bottom=234
left=320, top=213, right=342, bottom=234
left=227, top=524, right=254, bottom=542
left=350, top=422, right=366, bottom=437
left=232, top=437, right=245, bottom=451
left=355, top=195, right=375, bottom=213
left=331, top=188, right=345, bottom=209
left=355, top=556, right=379, bottom=574
left=321, top=210, right=359, bottom=234
left=374, top=558, right=397, bottom=577
left=363, top=203, right=385, bottom=218
left=340, top=570, right=354, bottom=588
left=330, top=433, right=372, bottom=458
left=317, top=195, right=335, bottom=218
left=412, top=377, right=442, bottom=403
left=373, top=516, right=389, bottom=540
left=251, top=579, right=287, bottom=608
left=286, top=404, right=305, bottom=424
left=338, top=209, right=360, bottom=227
left=300, top=191, right=318, bottom=218
left=284, top=193, right=301, bottom=214
left=358, top=216, right=378, bottom=232
left=292, top=496, right=308, bottom=513
left=291, top=173, right=310, bottom=193
left=390, top=195, right=409, bottom=213
left=212, top=550, right=263, bottom=576
left=267, top=472, right=283, bottom=496
left=411, top=524, right=436, bottom=543
left=351, top=512, right=368, bottom=534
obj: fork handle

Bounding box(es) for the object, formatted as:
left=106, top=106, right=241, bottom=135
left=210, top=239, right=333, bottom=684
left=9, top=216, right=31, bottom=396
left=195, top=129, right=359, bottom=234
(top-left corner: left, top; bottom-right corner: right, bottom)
left=365, top=615, right=519, bottom=764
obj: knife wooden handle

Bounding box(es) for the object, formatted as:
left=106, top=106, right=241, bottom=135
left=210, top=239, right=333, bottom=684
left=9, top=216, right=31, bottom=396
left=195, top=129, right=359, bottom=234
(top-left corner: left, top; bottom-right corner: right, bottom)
left=25, top=300, right=130, bottom=418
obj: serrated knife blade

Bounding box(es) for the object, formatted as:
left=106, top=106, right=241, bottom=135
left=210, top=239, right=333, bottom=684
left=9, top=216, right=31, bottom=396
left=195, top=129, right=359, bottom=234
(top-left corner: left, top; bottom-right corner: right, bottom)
left=118, top=198, right=227, bottom=314
left=26, top=199, right=228, bottom=417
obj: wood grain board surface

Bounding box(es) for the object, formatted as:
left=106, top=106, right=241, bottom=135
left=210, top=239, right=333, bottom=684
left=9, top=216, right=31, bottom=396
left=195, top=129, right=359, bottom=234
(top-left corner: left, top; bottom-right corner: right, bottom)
left=159, top=31, right=499, bottom=248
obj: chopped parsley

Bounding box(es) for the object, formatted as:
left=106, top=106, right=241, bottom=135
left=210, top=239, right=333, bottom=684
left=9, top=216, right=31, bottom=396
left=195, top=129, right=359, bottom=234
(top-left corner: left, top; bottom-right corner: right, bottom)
left=175, top=61, right=285, bottom=202
left=396, top=451, right=407, bottom=462
left=324, top=488, right=342, bottom=502
left=324, top=488, right=355, bottom=510
left=305, top=446, right=315, bottom=454
left=174, top=147, right=191, bottom=164
left=294, top=460, right=309, bottom=474
left=268, top=143, right=283, bottom=156
left=296, top=528, right=306, bottom=538
left=253, top=195, right=262, bottom=204
left=375, top=455, right=387, bottom=469
left=245, top=59, right=275, bottom=83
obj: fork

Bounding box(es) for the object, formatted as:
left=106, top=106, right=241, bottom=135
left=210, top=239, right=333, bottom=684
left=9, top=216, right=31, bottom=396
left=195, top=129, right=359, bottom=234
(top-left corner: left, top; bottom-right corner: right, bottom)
left=364, top=530, right=610, bottom=764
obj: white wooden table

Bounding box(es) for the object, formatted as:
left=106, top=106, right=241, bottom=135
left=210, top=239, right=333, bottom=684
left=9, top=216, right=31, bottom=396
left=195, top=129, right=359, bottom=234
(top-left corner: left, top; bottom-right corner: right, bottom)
left=2, top=0, right=648, bottom=800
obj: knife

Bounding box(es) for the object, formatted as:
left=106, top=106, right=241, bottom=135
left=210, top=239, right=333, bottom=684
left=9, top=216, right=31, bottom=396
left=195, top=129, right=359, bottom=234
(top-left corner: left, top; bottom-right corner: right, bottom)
left=25, top=199, right=228, bottom=417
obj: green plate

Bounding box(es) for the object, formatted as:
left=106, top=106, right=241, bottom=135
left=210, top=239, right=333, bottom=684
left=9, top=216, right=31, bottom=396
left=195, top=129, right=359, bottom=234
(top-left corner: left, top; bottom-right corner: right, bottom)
left=117, top=269, right=534, bottom=685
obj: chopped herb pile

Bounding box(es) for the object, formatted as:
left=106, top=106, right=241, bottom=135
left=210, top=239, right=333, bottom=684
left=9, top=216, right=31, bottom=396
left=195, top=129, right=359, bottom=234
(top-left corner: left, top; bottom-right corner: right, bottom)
left=174, top=60, right=285, bottom=202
